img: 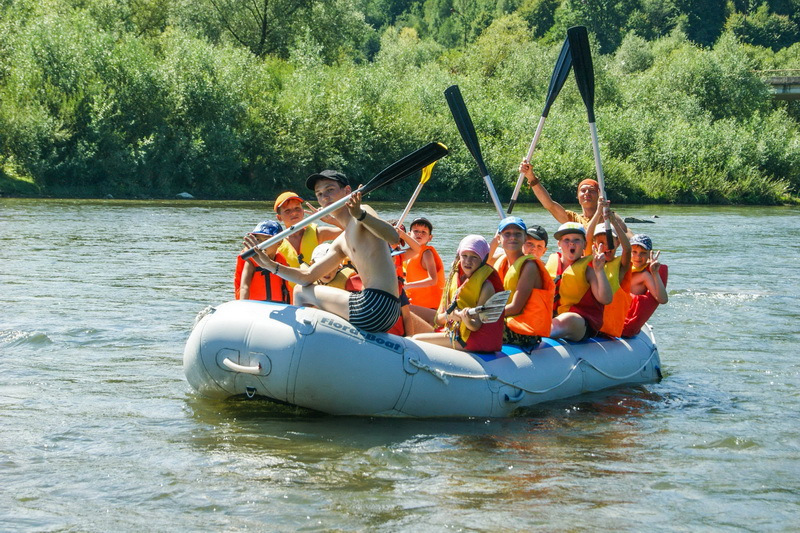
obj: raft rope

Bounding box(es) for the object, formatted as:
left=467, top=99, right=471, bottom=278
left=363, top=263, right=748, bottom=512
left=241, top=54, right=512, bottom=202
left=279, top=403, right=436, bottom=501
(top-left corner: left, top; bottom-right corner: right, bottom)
left=408, top=348, right=659, bottom=395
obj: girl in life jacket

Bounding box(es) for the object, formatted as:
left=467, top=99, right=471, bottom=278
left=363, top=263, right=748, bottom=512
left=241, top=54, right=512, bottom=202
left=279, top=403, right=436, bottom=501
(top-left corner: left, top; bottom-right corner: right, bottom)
left=412, top=235, right=504, bottom=353
left=234, top=220, right=291, bottom=303
left=493, top=216, right=554, bottom=351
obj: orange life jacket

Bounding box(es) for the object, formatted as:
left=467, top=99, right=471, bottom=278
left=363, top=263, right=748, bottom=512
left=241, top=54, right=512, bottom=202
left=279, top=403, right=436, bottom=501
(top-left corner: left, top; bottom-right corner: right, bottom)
left=494, top=253, right=554, bottom=337
left=599, top=256, right=632, bottom=338
left=545, top=253, right=604, bottom=333
left=404, top=245, right=445, bottom=309
left=233, top=253, right=291, bottom=303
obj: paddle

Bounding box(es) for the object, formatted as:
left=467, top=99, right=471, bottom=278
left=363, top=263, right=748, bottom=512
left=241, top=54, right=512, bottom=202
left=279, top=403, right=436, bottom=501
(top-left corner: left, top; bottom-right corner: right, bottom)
left=567, top=25, right=613, bottom=245
left=445, top=290, right=510, bottom=324
left=395, top=160, right=437, bottom=229
left=240, top=142, right=449, bottom=260
left=506, top=36, right=572, bottom=214
left=467, top=290, right=511, bottom=323
left=444, top=85, right=505, bottom=219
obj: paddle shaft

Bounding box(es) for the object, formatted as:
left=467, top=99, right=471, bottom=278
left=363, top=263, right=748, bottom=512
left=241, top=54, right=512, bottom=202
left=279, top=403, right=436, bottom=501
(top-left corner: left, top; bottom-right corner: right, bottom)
left=240, top=142, right=448, bottom=260
left=507, top=115, right=546, bottom=214
left=507, top=36, right=572, bottom=214
left=568, top=25, right=613, bottom=244
left=240, top=191, right=352, bottom=260
left=396, top=181, right=424, bottom=229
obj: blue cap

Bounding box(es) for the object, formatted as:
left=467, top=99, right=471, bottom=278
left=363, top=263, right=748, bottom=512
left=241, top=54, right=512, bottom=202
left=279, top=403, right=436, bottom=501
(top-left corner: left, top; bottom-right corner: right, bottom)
left=630, top=234, right=652, bottom=251
left=250, top=220, right=282, bottom=236
left=498, top=216, right=526, bottom=233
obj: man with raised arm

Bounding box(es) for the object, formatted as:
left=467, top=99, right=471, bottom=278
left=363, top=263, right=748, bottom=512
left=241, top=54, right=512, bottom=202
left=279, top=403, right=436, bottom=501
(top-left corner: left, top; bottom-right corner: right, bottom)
left=244, top=170, right=402, bottom=333
left=518, top=158, right=628, bottom=233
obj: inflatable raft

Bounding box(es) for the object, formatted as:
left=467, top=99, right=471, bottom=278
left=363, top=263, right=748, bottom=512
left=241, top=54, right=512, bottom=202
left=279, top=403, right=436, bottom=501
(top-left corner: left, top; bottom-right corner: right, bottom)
left=184, top=300, right=662, bottom=417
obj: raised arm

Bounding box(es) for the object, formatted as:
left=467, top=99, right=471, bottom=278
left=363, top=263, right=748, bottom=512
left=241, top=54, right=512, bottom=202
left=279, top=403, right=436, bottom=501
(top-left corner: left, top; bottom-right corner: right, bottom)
left=587, top=243, right=613, bottom=305
left=519, top=159, right=571, bottom=224
left=646, top=251, right=668, bottom=304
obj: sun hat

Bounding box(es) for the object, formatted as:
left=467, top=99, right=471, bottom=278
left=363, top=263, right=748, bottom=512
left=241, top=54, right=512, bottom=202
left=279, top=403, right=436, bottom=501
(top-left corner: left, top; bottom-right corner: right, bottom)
left=630, top=234, right=653, bottom=251
left=497, top=216, right=526, bottom=233
left=457, top=234, right=490, bottom=262
left=593, top=224, right=617, bottom=238
left=553, top=222, right=586, bottom=240
left=526, top=224, right=548, bottom=245
left=305, top=170, right=349, bottom=190
left=311, top=242, right=332, bottom=264
left=273, top=191, right=304, bottom=213
left=250, top=220, right=282, bottom=237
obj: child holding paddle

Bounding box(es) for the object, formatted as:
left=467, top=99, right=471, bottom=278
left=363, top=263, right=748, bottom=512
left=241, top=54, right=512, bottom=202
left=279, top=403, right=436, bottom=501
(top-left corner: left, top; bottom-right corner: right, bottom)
left=413, top=235, right=505, bottom=353
left=585, top=200, right=633, bottom=338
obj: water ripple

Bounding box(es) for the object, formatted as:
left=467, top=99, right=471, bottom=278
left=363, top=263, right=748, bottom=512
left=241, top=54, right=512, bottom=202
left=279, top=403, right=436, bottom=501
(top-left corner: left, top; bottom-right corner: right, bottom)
left=0, top=330, right=52, bottom=347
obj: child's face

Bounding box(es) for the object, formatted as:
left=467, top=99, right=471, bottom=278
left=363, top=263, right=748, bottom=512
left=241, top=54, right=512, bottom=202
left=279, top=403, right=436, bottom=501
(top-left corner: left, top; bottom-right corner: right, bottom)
left=593, top=234, right=617, bottom=261
left=558, top=235, right=586, bottom=262
left=459, top=251, right=482, bottom=276
left=499, top=225, right=524, bottom=251
left=410, top=224, right=432, bottom=245
left=631, top=245, right=649, bottom=267
left=523, top=237, right=546, bottom=259
left=276, top=199, right=305, bottom=225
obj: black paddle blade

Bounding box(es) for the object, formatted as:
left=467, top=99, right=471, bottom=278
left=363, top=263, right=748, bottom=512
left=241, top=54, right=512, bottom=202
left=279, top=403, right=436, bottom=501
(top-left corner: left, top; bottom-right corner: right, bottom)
left=542, top=36, right=573, bottom=118
left=567, top=26, right=595, bottom=123
left=444, top=85, right=490, bottom=177
left=361, top=142, right=448, bottom=195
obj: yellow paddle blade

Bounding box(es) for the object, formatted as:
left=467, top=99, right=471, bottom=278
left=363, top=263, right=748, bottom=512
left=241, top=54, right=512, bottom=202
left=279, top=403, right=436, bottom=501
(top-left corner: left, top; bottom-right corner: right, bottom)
left=420, top=160, right=438, bottom=184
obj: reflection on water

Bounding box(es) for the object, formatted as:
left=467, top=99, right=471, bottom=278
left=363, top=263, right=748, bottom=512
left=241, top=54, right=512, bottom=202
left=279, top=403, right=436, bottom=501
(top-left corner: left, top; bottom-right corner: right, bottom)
left=1, top=199, right=799, bottom=530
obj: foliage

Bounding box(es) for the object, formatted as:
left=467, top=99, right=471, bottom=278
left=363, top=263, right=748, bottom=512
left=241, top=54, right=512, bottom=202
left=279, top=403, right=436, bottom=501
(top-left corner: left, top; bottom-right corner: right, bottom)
left=1, top=0, right=799, bottom=204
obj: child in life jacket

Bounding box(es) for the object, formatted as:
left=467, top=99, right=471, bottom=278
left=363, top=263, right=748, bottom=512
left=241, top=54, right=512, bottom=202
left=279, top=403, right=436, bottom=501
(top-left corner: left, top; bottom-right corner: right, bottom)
left=585, top=200, right=632, bottom=338
left=403, top=217, right=446, bottom=325
left=622, top=234, right=668, bottom=337
left=493, top=217, right=554, bottom=350
left=413, top=235, right=504, bottom=353
left=234, top=220, right=291, bottom=303
left=546, top=222, right=613, bottom=341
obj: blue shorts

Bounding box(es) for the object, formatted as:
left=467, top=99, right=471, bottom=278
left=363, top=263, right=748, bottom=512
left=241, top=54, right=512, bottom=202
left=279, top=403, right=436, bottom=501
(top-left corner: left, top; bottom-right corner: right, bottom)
left=348, top=288, right=401, bottom=333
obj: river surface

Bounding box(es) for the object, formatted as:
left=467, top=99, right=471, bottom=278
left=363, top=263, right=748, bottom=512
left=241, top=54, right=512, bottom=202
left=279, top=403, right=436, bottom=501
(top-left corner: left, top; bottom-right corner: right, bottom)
left=1, top=198, right=798, bottom=531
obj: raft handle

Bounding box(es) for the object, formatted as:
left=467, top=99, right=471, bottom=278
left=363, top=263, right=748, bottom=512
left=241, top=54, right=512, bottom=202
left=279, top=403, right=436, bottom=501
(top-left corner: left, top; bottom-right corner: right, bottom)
left=222, top=357, right=262, bottom=375
left=245, top=387, right=256, bottom=399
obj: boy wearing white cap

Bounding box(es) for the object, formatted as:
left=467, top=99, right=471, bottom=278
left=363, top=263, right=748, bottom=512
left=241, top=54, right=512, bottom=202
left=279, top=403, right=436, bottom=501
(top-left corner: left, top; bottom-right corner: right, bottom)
left=585, top=200, right=632, bottom=338
left=545, top=222, right=613, bottom=341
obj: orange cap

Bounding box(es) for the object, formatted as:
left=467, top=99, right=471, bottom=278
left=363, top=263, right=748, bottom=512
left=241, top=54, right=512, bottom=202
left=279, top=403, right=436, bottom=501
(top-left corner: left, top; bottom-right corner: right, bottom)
left=273, top=191, right=304, bottom=213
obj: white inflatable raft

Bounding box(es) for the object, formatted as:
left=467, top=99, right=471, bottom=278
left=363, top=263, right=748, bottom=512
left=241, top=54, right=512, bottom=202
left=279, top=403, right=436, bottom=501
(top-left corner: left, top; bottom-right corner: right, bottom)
left=184, top=300, right=662, bottom=417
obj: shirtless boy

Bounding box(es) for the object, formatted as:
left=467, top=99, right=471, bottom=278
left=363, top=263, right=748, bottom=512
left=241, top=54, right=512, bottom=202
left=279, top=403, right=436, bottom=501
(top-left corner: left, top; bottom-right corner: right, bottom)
left=245, top=170, right=401, bottom=333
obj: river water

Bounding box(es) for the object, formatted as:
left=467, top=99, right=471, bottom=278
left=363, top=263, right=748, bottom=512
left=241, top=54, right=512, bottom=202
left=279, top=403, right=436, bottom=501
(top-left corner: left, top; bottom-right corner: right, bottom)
left=1, top=198, right=798, bottom=531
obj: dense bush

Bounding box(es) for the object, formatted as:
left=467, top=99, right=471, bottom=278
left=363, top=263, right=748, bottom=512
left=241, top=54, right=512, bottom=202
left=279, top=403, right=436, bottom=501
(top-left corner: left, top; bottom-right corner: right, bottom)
left=0, top=0, right=799, bottom=204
